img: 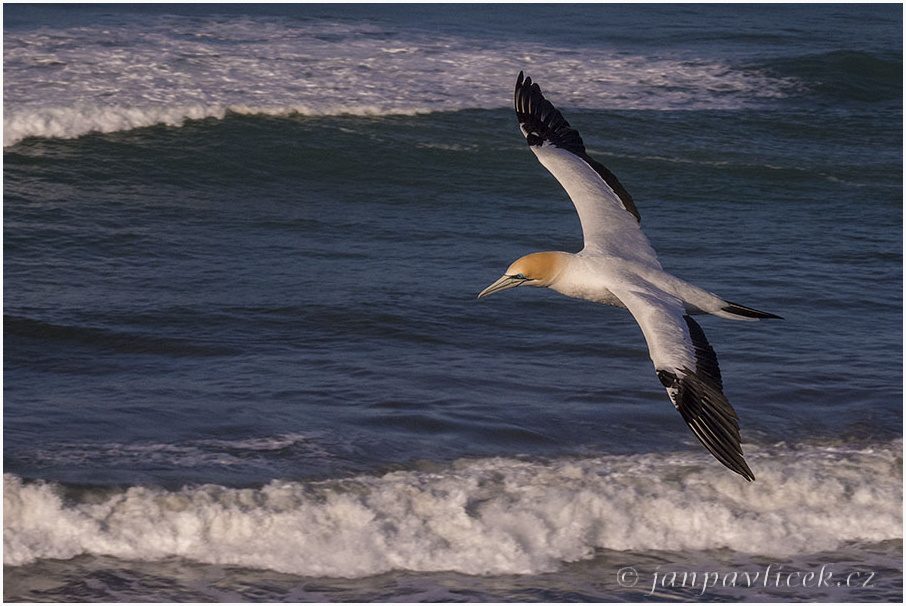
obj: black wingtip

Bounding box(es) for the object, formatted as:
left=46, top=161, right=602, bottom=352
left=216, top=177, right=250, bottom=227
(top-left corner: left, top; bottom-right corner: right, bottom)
left=665, top=317, right=755, bottom=481
left=662, top=368, right=755, bottom=481
left=514, top=71, right=585, bottom=154
left=513, top=71, right=642, bottom=223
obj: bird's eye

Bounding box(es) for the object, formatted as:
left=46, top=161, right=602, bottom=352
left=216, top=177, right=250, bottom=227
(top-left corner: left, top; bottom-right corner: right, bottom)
left=516, top=273, right=526, bottom=279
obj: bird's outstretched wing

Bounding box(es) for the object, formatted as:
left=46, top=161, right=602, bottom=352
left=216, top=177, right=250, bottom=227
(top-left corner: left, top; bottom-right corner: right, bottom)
left=610, top=284, right=755, bottom=481
left=514, top=72, right=659, bottom=265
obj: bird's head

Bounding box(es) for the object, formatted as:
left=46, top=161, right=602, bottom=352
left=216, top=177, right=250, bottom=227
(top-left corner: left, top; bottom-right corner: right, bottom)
left=477, top=252, right=566, bottom=299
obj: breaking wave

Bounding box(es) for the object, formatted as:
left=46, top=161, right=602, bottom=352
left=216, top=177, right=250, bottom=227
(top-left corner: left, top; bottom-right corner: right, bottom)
left=4, top=440, right=901, bottom=577
left=3, top=15, right=806, bottom=147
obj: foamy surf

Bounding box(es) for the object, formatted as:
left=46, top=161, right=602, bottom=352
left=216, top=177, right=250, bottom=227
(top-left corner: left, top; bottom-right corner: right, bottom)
left=3, top=15, right=802, bottom=147
left=4, top=440, right=901, bottom=577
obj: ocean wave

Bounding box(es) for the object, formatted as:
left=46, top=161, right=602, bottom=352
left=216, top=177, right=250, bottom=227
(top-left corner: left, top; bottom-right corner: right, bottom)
left=14, top=433, right=333, bottom=471
left=4, top=440, right=901, bottom=576
left=757, top=50, right=902, bottom=104
left=1, top=103, right=439, bottom=148
left=4, top=315, right=237, bottom=360
left=3, top=15, right=806, bottom=147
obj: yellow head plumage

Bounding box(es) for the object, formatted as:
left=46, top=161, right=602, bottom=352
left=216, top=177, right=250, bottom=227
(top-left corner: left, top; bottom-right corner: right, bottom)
left=478, top=252, right=567, bottom=299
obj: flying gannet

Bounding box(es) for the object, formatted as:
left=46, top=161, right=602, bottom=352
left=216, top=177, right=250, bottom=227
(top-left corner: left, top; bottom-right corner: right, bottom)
left=478, top=72, right=781, bottom=481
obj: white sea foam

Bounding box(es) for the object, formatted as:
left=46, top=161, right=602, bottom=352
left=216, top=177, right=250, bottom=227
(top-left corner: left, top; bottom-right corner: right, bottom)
left=3, top=16, right=801, bottom=146
left=4, top=440, right=901, bottom=576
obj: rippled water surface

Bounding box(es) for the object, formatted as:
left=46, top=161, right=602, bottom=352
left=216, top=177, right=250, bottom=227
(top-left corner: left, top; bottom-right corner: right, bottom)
left=4, top=3, right=902, bottom=602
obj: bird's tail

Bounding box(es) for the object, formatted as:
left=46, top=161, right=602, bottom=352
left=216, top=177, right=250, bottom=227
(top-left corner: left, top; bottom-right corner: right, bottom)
left=651, top=271, right=782, bottom=321
left=717, top=301, right=783, bottom=321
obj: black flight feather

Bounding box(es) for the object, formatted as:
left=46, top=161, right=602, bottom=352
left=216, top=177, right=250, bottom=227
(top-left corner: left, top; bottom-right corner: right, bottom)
left=658, top=316, right=755, bottom=481
left=514, top=71, right=641, bottom=222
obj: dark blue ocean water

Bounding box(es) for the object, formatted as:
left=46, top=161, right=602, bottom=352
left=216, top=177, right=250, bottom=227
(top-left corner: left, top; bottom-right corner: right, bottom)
left=4, top=3, right=902, bottom=602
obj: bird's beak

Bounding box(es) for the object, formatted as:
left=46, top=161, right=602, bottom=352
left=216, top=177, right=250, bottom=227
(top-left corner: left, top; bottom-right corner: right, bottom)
left=477, top=275, right=527, bottom=299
